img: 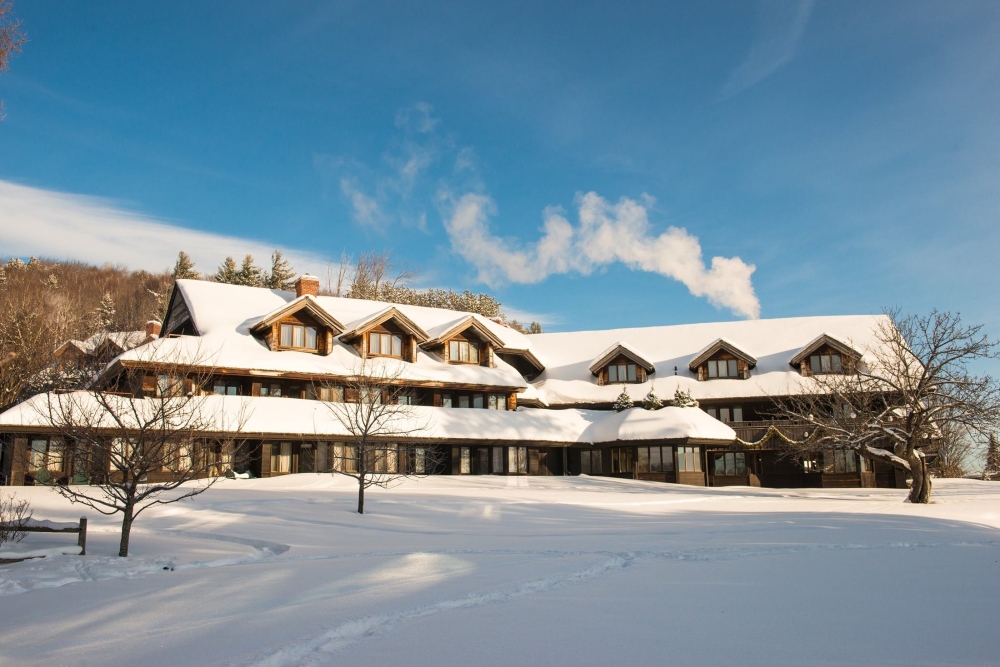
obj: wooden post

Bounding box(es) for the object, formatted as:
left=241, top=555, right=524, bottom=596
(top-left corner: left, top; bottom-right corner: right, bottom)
left=78, top=517, right=87, bottom=556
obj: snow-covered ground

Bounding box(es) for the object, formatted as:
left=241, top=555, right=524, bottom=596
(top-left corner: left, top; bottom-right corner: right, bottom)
left=1, top=476, right=998, bottom=666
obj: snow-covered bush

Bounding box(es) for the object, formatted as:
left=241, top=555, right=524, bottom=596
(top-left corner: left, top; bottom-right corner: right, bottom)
left=613, top=388, right=634, bottom=413
left=642, top=390, right=662, bottom=410
left=671, top=387, right=699, bottom=408
left=0, top=492, right=31, bottom=546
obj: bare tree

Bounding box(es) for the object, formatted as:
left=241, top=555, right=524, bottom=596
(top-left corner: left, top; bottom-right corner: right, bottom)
left=320, top=356, right=437, bottom=514
left=0, top=0, right=26, bottom=120
left=322, top=252, right=353, bottom=297
left=931, top=420, right=976, bottom=478
left=781, top=310, right=1000, bottom=503
left=26, top=345, right=250, bottom=556
left=0, top=490, right=30, bottom=546
left=347, top=250, right=418, bottom=301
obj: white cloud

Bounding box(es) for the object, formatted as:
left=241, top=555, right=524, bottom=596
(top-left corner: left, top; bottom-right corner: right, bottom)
left=339, top=177, right=386, bottom=228
left=0, top=179, right=329, bottom=277
left=442, top=191, right=761, bottom=319
left=721, top=0, right=814, bottom=98
left=394, top=102, right=440, bottom=134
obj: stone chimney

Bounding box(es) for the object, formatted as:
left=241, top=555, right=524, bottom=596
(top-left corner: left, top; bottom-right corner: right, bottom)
left=295, top=275, right=320, bottom=298
left=145, top=320, right=162, bottom=340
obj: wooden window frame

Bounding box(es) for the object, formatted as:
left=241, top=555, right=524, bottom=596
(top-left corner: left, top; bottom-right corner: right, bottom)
left=278, top=322, right=320, bottom=352
left=368, top=331, right=405, bottom=359
left=448, top=339, right=482, bottom=365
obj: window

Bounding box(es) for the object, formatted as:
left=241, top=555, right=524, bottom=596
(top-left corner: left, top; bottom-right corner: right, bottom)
left=611, top=447, right=633, bottom=473
left=707, top=358, right=739, bottom=378
left=369, top=332, right=404, bottom=358
left=677, top=446, right=702, bottom=472
left=359, top=387, right=382, bottom=405
left=801, top=454, right=821, bottom=472
left=271, top=442, right=292, bottom=473
left=213, top=382, right=239, bottom=396
left=441, top=393, right=453, bottom=408
left=713, top=452, right=747, bottom=476
left=486, top=394, right=508, bottom=410
left=332, top=443, right=358, bottom=473
left=826, top=449, right=857, bottom=473
left=607, top=363, right=638, bottom=383
left=157, top=374, right=185, bottom=397
left=579, top=450, right=603, bottom=475
left=508, top=446, right=527, bottom=474
left=29, top=437, right=64, bottom=474
left=460, top=447, right=472, bottom=474
left=449, top=339, right=481, bottom=364
left=809, top=353, right=843, bottom=374
left=397, top=394, right=415, bottom=406
left=635, top=446, right=675, bottom=473
left=706, top=406, right=743, bottom=423
left=473, top=394, right=484, bottom=409
left=375, top=444, right=398, bottom=473
left=493, top=447, right=504, bottom=474
left=280, top=323, right=318, bottom=350
left=414, top=446, right=427, bottom=474
left=459, top=395, right=470, bottom=409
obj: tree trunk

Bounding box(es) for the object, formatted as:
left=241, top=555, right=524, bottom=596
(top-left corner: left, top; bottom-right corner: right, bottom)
left=907, top=454, right=932, bottom=504
left=118, top=504, right=134, bottom=557
left=357, top=479, right=365, bottom=514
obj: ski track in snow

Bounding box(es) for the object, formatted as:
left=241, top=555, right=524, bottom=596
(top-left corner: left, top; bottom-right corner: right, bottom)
left=2, top=526, right=998, bottom=599
left=210, top=540, right=1000, bottom=666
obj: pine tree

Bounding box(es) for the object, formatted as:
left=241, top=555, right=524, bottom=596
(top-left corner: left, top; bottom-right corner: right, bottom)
left=96, top=292, right=116, bottom=330
left=172, top=251, right=200, bottom=280
left=0, top=263, right=5, bottom=285
left=671, top=387, right=699, bottom=408
left=263, top=250, right=295, bottom=290
left=613, top=388, right=633, bottom=413
left=235, top=254, right=264, bottom=287
left=642, top=389, right=662, bottom=410
left=985, top=433, right=1000, bottom=480
left=214, top=256, right=239, bottom=284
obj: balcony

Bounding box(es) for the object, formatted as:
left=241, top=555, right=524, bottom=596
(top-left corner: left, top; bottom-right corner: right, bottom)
left=729, top=420, right=813, bottom=445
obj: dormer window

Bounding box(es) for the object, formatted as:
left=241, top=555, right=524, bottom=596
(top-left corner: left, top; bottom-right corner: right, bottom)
left=369, top=331, right=403, bottom=358
left=707, top=358, right=739, bottom=379
left=810, top=353, right=842, bottom=374
left=607, top=362, right=638, bottom=383
left=448, top=339, right=481, bottom=364
left=280, top=323, right=318, bottom=350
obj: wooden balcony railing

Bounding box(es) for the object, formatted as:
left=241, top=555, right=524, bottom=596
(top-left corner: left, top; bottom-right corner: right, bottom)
left=728, top=420, right=813, bottom=444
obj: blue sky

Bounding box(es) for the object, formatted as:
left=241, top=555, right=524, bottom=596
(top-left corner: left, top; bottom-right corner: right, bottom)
left=1, top=1, right=999, bottom=334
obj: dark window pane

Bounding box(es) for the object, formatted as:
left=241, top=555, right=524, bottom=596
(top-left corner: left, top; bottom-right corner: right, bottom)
left=306, top=327, right=317, bottom=349
left=627, top=364, right=637, bottom=382
left=831, top=354, right=842, bottom=372
left=714, top=455, right=725, bottom=475
left=708, top=360, right=718, bottom=378
left=580, top=451, right=591, bottom=475
left=733, top=406, right=743, bottom=422
left=608, top=365, right=618, bottom=383
left=735, top=453, right=746, bottom=475
left=392, top=335, right=402, bottom=357
left=728, top=359, right=738, bottom=377
left=637, top=447, right=649, bottom=472
left=650, top=446, right=662, bottom=472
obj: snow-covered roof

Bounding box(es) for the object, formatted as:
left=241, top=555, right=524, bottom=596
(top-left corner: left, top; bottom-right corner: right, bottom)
left=588, top=341, right=656, bottom=375
left=527, top=315, right=892, bottom=406
left=788, top=333, right=864, bottom=366
left=688, top=338, right=757, bottom=370
left=119, top=280, right=528, bottom=391
left=249, top=295, right=345, bottom=335
left=0, top=392, right=735, bottom=445
left=421, top=315, right=507, bottom=350
left=54, top=331, right=150, bottom=358
left=339, top=306, right=429, bottom=343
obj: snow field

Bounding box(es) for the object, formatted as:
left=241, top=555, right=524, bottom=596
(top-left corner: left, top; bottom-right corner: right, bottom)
left=1, top=476, right=998, bottom=666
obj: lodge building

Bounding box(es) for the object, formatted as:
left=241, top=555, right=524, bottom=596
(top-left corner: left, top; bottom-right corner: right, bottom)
left=0, top=276, right=906, bottom=490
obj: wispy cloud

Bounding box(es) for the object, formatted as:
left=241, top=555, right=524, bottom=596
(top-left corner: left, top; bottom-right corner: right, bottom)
left=721, top=0, right=814, bottom=98
left=441, top=191, right=761, bottom=319
left=0, top=179, right=328, bottom=276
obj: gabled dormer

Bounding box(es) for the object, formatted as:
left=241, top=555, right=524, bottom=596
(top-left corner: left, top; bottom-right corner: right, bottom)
left=790, top=333, right=862, bottom=376
left=339, top=307, right=428, bottom=362
left=249, top=295, right=344, bottom=356
left=689, top=338, right=756, bottom=381
left=590, top=342, right=654, bottom=385
left=421, top=315, right=504, bottom=368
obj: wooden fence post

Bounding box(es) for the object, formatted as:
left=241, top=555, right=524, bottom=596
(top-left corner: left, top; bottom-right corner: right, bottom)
left=78, top=517, right=87, bottom=556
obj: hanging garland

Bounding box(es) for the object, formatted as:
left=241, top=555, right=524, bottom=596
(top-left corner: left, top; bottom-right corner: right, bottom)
left=734, top=423, right=824, bottom=449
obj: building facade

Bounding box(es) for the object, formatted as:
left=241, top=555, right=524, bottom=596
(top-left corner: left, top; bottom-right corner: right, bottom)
left=0, top=276, right=905, bottom=489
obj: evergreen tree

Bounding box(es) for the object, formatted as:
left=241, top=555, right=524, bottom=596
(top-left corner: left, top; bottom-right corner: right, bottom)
left=214, top=256, right=239, bottom=284
left=263, top=250, right=295, bottom=290
left=235, top=254, right=264, bottom=287
left=985, top=433, right=1000, bottom=480
left=0, top=262, right=5, bottom=285
left=96, top=292, right=116, bottom=330
left=642, top=389, right=662, bottom=410
left=613, top=388, right=634, bottom=413
left=172, top=251, right=200, bottom=280
left=671, top=387, right=699, bottom=408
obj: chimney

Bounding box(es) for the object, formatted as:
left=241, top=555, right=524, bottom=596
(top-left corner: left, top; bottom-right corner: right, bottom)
left=295, top=275, right=320, bottom=298
left=145, top=320, right=162, bottom=340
